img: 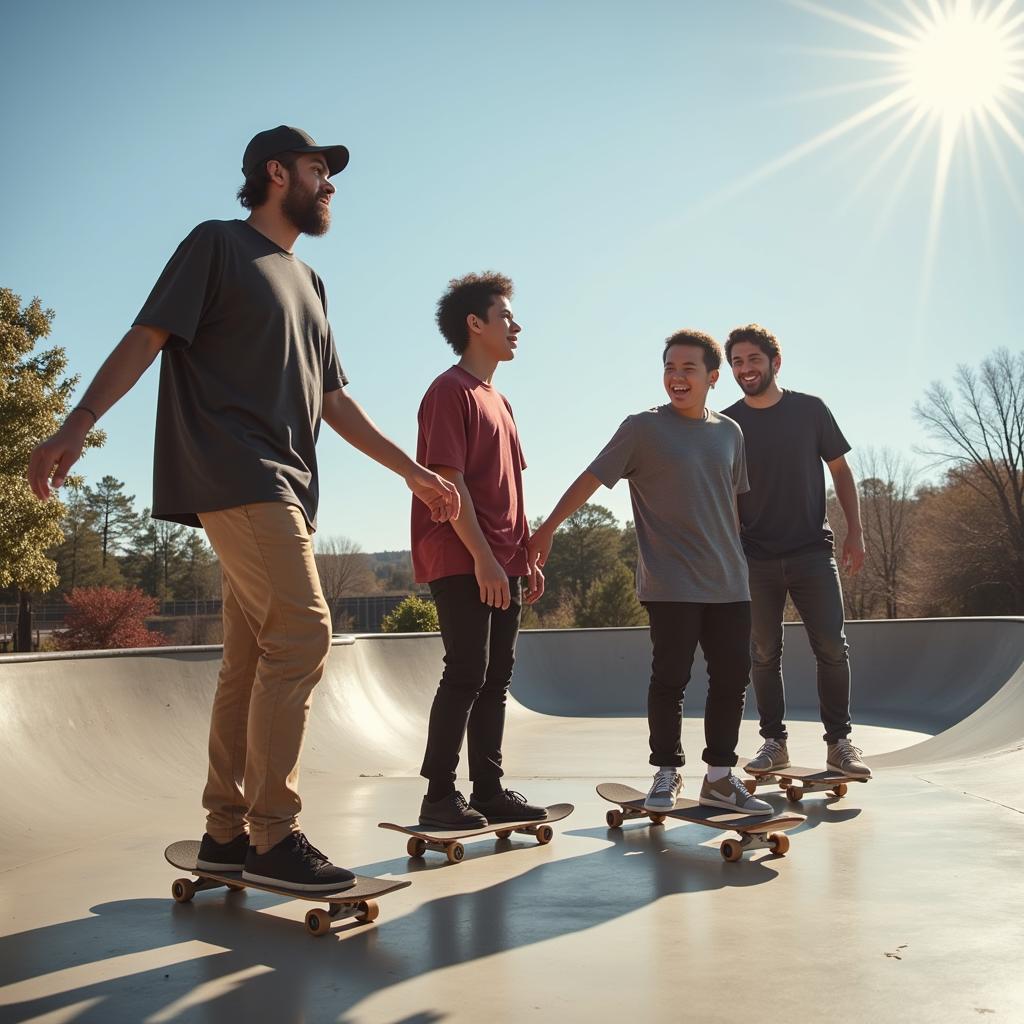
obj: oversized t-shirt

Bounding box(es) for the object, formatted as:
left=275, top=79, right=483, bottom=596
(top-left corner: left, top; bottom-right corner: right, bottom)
left=411, top=366, right=530, bottom=584
left=722, top=390, right=851, bottom=560
left=135, top=219, right=346, bottom=528
left=588, top=406, right=750, bottom=603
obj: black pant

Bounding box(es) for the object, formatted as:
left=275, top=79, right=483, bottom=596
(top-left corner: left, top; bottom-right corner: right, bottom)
left=644, top=601, right=751, bottom=768
left=420, top=574, right=523, bottom=788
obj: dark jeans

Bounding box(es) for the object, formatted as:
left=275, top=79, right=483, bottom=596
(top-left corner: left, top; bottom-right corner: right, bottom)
left=420, top=573, right=522, bottom=788
left=747, top=550, right=852, bottom=743
left=643, top=601, right=751, bottom=768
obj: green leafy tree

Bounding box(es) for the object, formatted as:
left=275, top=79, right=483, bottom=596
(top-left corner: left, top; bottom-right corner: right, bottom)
left=577, top=563, right=647, bottom=627
left=381, top=595, right=439, bottom=633
left=85, top=475, right=138, bottom=567
left=542, top=502, right=622, bottom=608
left=51, top=480, right=110, bottom=591
left=0, top=288, right=103, bottom=649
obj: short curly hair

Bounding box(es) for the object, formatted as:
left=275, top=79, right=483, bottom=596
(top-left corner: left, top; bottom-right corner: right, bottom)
left=436, top=272, right=514, bottom=354
left=663, top=329, right=723, bottom=372
left=236, top=151, right=301, bottom=210
left=725, top=323, right=781, bottom=364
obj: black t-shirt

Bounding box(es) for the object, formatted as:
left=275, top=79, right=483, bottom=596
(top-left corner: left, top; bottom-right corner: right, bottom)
left=135, top=219, right=347, bottom=528
left=721, top=391, right=850, bottom=560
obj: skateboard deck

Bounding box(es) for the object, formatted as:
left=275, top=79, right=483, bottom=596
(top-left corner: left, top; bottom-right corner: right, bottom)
left=596, top=783, right=804, bottom=861
left=741, top=762, right=871, bottom=802
left=165, top=840, right=411, bottom=937
left=378, top=803, right=574, bottom=863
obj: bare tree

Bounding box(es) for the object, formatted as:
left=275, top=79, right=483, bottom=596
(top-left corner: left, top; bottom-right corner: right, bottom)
left=314, top=535, right=377, bottom=628
left=854, top=447, right=918, bottom=618
left=914, top=348, right=1024, bottom=609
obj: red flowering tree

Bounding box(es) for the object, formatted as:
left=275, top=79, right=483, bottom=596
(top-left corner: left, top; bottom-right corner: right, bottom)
left=55, top=586, right=166, bottom=650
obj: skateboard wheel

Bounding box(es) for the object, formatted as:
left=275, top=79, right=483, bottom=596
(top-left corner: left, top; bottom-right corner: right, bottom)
left=226, top=883, right=244, bottom=892
left=447, top=842, right=465, bottom=864
left=786, top=786, right=803, bottom=803
left=305, top=908, right=331, bottom=937
left=171, top=878, right=196, bottom=903
left=495, top=829, right=513, bottom=839
left=649, top=814, right=666, bottom=826
left=536, top=825, right=554, bottom=845
left=744, top=779, right=758, bottom=796
left=606, top=809, right=624, bottom=829
left=407, top=837, right=427, bottom=858
left=720, top=839, right=743, bottom=862
left=832, top=783, right=848, bottom=798
left=769, top=832, right=791, bottom=856
left=355, top=900, right=380, bottom=923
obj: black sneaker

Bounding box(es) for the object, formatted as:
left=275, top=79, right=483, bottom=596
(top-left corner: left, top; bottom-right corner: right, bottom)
left=419, top=791, right=489, bottom=829
left=242, top=832, right=356, bottom=892
left=469, top=789, right=547, bottom=824
left=197, top=831, right=249, bottom=871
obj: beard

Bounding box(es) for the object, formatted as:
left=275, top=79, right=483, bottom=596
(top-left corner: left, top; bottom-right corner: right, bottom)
left=282, top=179, right=331, bottom=237
left=739, top=364, right=775, bottom=396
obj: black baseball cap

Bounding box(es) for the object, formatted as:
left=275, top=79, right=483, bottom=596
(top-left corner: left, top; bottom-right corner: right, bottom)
left=241, top=126, right=350, bottom=178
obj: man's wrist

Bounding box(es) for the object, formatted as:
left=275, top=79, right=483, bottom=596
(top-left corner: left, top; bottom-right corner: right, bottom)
left=66, top=407, right=97, bottom=431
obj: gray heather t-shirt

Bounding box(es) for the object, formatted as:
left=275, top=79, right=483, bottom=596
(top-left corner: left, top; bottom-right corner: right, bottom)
left=588, top=406, right=750, bottom=603
left=135, top=219, right=346, bottom=529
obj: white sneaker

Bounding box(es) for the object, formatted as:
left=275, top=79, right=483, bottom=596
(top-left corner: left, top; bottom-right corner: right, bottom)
left=644, top=768, right=683, bottom=811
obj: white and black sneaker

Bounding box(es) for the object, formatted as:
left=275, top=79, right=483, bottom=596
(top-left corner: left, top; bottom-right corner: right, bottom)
left=644, top=768, right=683, bottom=811
left=196, top=831, right=249, bottom=871
left=242, top=832, right=356, bottom=892
left=699, top=773, right=773, bottom=815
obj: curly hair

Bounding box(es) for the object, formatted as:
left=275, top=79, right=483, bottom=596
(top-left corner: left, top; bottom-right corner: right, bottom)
left=724, top=323, right=781, bottom=364
left=236, top=151, right=301, bottom=210
left=662, top=329, right=723, bottom=372
left=435, top=272, right=514, bottom=354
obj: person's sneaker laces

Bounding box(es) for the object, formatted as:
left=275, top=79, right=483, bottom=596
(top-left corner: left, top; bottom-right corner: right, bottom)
left=242, top=831, right=356, bottom=892
left=745, top=738, right=790, bottom=773
left=469, top=789, right=547, bottom=823
left=827, top=739, right=871, bottom=777
left=699, top=772, right=773, bottom=815
left=419, top=791, right=489, bottom=829
left=196, top=831, right=249, bottom=871
left=644, top=768, right=683, bottom=811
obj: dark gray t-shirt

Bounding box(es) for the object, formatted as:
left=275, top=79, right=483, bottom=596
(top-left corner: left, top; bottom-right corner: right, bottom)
left=722, top=390, right=850, bottom=560
left=135, top=219, right=346, bottom=528
left=588, top=406, right=750, bottom=603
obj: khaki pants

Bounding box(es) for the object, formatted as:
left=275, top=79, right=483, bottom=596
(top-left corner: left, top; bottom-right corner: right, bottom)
left=198, top=502, right=331, bottom=850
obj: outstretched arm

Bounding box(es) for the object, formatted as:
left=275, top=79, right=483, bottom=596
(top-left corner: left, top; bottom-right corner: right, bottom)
left=321, top=387, right=460, bottom=524
left=527, top=470, right=603, bottom=568
left=28, top=324, right=168, bottom=500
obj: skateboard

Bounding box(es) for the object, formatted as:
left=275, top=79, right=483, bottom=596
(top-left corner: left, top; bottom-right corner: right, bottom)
left=596, top=783, right=804, bottom=862
left=741, top=762, right=871, bottom=802
left=378, top=803, right=574, bottom=864
left=165, top=840, right=411, bottom=937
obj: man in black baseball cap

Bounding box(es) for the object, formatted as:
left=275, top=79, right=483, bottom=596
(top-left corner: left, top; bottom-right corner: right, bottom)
left=242, top=125, right=349, bottom=178
left=28, top=127, right=460, bottom=891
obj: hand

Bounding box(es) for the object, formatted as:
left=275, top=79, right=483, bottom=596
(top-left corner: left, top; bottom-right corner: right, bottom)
left=27, top=415, right=91, bottom=500
left=407, top=466, right=461, bottom=523
left=842, top=531, right=865, bottom=576
left=524, top=560, right=545, bottom=606
left=475, top=552, right=511, bottom=609
left=527, top=525, right=553, bottom=568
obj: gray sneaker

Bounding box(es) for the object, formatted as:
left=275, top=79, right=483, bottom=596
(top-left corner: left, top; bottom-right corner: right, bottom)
left=644, top=768, right=683, bottom=811
left=700, top=773, right=773, bottom=815
left=827, top=739, right=871, bottom=777
left=745, top=738, right=790, bottom=772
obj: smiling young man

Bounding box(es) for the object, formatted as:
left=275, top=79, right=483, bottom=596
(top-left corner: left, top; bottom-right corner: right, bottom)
left=413, top=272, right=547, bottom=830
left=529, top=330, right=772, bottom=815
left=723, top=323, right=870, bottom=778
left=27, top=125, right=459, bottom=891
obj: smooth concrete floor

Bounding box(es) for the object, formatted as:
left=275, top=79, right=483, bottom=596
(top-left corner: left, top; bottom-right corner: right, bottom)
left=2, top=623, right=1024, bottom=1023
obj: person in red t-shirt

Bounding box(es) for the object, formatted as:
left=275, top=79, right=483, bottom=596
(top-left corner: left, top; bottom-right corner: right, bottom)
left=412, top=272, right=547, bottom=829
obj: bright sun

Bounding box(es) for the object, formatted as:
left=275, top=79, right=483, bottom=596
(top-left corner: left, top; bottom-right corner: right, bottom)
left=905, top=8, right=1015, bottom=117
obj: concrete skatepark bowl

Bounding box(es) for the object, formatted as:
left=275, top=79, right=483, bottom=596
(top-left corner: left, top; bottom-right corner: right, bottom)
left=1, top=617, right=1023, bottom=1022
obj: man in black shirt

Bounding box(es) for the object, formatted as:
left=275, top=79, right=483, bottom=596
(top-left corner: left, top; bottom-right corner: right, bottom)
left=723, top=323, right=870, bottom=777
left=28, top=126, right=460, bottom=890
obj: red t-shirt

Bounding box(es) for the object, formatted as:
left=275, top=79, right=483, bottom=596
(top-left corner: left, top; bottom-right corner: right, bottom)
left=411, top=365, right=530, bottom=584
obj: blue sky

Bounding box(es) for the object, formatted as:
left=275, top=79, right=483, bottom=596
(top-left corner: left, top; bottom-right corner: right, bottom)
left=3, top=0, right=1022, bottom=551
